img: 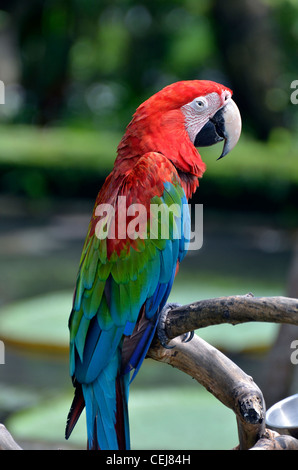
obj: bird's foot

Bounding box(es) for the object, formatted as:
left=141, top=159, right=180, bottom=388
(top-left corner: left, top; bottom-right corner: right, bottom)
left=157, top=303, right=181, bottom=349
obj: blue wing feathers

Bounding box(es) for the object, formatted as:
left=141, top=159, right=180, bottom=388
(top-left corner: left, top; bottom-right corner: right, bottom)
left=75, top=314, right=90, bottom=362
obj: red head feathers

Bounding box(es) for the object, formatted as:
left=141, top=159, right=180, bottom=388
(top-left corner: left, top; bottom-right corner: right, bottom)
left=115, top=80, right=241, bottom=199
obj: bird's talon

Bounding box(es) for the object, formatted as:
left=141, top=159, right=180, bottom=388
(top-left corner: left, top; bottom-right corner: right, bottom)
left=182, top=330, right=194, bottom=343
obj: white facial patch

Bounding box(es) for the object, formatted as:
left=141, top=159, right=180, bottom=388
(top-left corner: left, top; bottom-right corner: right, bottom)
left=181, top=91, right=229, bottom=143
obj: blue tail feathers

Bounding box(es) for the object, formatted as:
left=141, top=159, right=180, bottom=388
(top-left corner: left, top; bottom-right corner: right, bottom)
left=82, top=354, right=130, bottom=450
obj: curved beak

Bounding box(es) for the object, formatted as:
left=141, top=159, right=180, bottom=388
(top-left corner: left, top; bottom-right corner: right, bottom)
left=194, top=99, right=242, bottom=160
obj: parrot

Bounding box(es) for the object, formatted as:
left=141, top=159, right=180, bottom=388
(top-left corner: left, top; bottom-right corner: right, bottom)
left=65, top=80, right=242, bottom=450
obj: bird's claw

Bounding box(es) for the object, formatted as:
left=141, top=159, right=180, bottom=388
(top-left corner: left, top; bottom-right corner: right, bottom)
left=157, top=303, right=181, bottom=349
left=181, top=330, right=194, bottom=343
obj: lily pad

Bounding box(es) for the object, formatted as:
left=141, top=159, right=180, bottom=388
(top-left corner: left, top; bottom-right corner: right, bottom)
left=0, top=291, right=72, bottom=353
left=7, top=387, right=238, bottom=450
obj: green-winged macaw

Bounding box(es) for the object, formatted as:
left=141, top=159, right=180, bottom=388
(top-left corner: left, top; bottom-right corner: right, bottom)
left=65, top=80, right=241, bottom=449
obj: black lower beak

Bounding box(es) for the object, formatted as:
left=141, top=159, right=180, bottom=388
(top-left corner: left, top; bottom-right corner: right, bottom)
left=194, top=108, right=225, bottom=149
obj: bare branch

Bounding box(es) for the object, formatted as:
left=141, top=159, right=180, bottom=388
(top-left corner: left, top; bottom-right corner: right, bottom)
left=0, top=424, right=22, bottom=450
left=250, top=434, right=298, bottom=450
left=163, top=295, right=298, bottom=340
left=148, top=334, right=265, bottom=449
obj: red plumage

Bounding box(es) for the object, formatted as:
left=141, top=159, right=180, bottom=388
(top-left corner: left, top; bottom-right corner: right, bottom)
left=116, top=80, right=232, bottom=198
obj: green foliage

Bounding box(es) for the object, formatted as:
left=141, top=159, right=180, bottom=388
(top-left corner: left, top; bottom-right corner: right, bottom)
left=0, top=0, right=297, bottom=203
left=1, top=0, right=296, bottom=133
left=0, top=124, right=117, bottom=169
left=1, top=123, right=298, bottom=222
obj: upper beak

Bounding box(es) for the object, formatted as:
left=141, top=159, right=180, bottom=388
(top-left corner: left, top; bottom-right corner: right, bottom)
left=194, top=99, right=242, bottom=160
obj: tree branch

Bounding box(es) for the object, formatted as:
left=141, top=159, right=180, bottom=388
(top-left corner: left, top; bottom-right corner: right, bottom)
left=148, top=295, right=298, bottom=450
left=163, top=295, right=298, bottom=340
left=0, top=424, right=22, bottom=450
left=250, top=432, right=298, bottom=450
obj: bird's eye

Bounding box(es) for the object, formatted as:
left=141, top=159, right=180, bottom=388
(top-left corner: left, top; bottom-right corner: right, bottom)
left=195, top=98, right=207, bottom=110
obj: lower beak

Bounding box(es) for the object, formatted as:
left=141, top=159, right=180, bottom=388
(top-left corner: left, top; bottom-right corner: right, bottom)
left=194, top=99, right=242, bottom=160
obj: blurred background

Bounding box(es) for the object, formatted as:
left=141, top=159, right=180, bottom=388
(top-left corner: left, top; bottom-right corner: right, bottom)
left=0, top=0, right=298, bottom=450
